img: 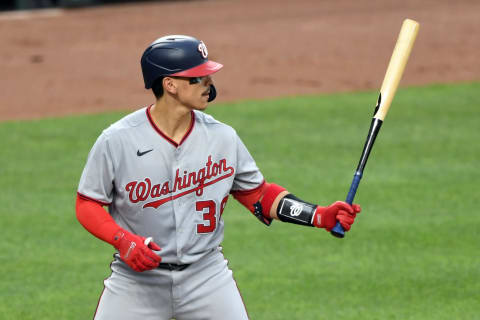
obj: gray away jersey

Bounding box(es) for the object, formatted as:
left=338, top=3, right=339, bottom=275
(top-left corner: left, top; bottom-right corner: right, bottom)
left=78, top=106, right=264, bottom=264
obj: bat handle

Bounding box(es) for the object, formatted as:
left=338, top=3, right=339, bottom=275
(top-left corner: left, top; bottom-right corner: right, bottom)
left=331, top=171, right=363, bottom=238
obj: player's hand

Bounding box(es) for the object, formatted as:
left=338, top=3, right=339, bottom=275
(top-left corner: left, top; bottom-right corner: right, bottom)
left=312, top=201, right=361, bottom=232
left=112, top=229, right=162, bottom=272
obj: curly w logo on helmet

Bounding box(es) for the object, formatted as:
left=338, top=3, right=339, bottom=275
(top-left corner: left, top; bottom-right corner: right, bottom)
left=198, top=41, right=208, bottom=59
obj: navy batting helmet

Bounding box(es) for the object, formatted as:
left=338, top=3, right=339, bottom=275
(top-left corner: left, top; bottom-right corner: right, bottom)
left=141, top=35, right=223, bottom=102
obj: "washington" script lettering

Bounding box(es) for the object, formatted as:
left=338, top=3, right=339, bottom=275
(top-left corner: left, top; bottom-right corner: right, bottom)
left=125, top=156, right=234, bottom=208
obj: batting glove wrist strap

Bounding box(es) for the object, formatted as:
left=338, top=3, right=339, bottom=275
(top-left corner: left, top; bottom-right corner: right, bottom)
left=276, top=194, right=317, bottom=227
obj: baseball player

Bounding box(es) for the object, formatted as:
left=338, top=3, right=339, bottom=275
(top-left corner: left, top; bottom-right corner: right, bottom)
left=76, top=35, right=361, bottom=320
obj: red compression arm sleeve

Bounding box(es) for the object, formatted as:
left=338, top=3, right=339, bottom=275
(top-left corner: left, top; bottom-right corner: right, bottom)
left=76, top=194, right=121, bottom=245
left=232, top=182, right=286, bottom=218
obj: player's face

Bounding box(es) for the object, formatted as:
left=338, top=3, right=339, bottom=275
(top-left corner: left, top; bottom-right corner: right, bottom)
left=173, top=75, right=213, bottom=110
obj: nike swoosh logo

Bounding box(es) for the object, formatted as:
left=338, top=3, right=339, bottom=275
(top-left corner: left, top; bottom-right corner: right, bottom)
left=137, top=149, right=153, bottom=157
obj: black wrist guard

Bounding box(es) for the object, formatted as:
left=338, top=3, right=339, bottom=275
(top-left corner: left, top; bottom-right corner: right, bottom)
left=277, top=194, right=317, bottom=227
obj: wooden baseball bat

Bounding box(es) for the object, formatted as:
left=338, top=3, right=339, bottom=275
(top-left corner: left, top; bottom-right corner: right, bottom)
left=331, top=19, right=420, bottom=238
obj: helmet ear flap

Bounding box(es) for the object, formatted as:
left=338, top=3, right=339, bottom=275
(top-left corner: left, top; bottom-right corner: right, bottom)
left=207, top=84, right=217, bottom=102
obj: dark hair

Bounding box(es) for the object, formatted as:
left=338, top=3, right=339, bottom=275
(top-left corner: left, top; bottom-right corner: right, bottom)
left=152, top=77, right=164, bottom=100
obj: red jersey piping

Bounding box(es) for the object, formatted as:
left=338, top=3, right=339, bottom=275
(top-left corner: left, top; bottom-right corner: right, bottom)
left=146, top=106, right=195, bottom=148
left=77, top=192, right=111, bottom=206
left=230, top=180, right=266, bottom=196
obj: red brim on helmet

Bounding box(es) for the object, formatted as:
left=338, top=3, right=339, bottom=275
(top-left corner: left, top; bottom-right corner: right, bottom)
left=170, top=60, right=223, bottom=77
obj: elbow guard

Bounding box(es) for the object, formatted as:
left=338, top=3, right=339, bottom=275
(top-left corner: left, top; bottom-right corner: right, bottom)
left=252, top=183, right=286, bottom=226
left=232, top=182, right=286, bottom=226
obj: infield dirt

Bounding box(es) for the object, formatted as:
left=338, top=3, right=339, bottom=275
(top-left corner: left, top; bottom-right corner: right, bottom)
left=0, top=0, right=478, bottom=120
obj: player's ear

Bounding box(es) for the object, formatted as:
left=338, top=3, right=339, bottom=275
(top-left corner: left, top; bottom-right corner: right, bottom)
left=163, top=77, right=178, bottom=95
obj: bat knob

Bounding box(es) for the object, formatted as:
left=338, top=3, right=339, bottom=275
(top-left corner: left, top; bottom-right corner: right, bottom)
left=330, top=222, right=345, bottom=238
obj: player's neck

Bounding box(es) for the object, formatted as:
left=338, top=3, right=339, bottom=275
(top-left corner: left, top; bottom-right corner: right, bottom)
left=150, top=101, right=192, bottom=144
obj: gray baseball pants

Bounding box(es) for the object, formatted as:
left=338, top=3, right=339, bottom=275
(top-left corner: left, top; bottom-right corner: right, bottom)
left=94, top=248, right=249, bottom=320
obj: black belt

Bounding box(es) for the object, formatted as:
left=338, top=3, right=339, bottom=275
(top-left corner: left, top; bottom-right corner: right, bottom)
left=158, top=263, right=190, bottom=271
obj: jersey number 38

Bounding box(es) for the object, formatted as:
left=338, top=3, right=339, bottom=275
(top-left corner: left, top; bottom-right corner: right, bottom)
left=196, top=196, right=229, bottom=234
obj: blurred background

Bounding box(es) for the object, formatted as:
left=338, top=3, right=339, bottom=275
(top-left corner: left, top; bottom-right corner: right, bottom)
left=1, top=0, right=154, bottom=11
left=0, top=1, right=479, bottom=319
left=1, top=0, right=479, bottom=120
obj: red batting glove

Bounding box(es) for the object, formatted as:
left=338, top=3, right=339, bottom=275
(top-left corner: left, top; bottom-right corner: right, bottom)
left=112, top=229, right=162, bottom=272
left=312, top=201, right=361, bottom=232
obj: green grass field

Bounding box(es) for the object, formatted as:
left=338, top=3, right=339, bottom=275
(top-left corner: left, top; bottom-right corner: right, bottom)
left=1, top=82, right=479, bottom=319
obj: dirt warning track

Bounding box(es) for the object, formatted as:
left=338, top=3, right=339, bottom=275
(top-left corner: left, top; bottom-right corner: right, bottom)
left=0, top=0, right=479, bottom=120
